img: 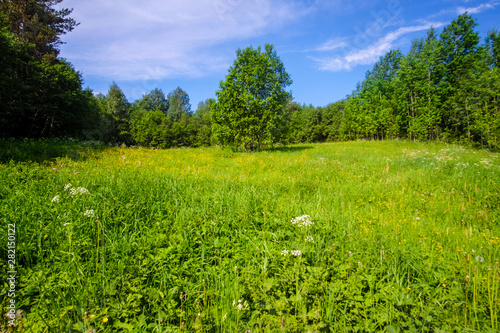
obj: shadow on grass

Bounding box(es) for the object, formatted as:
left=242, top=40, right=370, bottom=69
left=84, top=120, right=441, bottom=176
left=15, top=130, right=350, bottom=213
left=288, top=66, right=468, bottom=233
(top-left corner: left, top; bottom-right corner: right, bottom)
left=265, top=146, right=314, bottom=153
left=0, top=139, right=106, bottom=164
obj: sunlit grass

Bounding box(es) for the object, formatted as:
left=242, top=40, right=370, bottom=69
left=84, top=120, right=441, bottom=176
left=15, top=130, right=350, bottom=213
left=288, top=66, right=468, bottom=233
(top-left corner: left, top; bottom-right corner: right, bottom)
left=0, top=140, right=499, bottom=332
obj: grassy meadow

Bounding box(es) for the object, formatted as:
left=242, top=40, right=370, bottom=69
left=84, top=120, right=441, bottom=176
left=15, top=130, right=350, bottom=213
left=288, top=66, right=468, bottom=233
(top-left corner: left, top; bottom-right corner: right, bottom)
left=1, top=139, right=499, bottom=332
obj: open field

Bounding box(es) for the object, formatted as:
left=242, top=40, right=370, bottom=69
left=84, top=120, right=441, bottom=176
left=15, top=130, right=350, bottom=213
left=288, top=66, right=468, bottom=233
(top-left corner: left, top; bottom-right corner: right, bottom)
left=1, top=140, right=499, bottom=332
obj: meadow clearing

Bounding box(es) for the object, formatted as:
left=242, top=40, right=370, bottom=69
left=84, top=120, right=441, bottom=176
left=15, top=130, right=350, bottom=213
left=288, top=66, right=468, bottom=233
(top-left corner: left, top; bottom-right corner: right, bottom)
left=0, top=139, right=499, bottom=332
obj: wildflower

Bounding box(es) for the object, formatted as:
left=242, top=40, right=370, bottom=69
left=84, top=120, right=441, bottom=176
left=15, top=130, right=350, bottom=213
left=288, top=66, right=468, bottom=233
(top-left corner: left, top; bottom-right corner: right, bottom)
left=291, top=215, right=314, bottom=227
left=64, top=183, right=72, bottom=191
left=89, top=314, right=94, bottom=319
left=70, top=187, right=90, bottom=195
left=223, top=313, right=227, bottom=321
left=348, top=251, right=353, bottom=257
left=416, top=217, right=420, bottom=220
left=476, top=256, right=485, bottom=263
left=305, top=236, right=314, bottom=243
left=102, top=318, right=108, bottom=323
left=471, top=249, right=475, bottom=253
left=466, top=275, right=470, bottom=281
left=51, top=195, right=60, bottom=203
left=63, top=223, right=71, bottom=226
left=233, top=299, right=249, bottom=311
left=84, top=210, right=94, bottom=217
left=281, top=250, right=289, bottom=256
left=291, top=250, right=302, bottom=257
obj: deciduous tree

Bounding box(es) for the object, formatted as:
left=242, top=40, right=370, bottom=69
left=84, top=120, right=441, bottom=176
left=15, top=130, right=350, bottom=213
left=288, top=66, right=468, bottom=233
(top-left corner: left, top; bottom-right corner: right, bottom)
left=211, top=44, right=292, bottom=151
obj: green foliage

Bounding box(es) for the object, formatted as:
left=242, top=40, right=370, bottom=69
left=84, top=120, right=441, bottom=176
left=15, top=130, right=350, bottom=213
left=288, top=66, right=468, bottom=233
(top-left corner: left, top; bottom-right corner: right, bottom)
left=106, top=82, right=130, bottom=120
left=362, top=49, right=402, bottom=90
left=1, top=140, right=499, bottom=331
left=130, top=110, right=169, bottom=148
left=135, top=88, right=169, bottom=114
left=194, top=99, right=214, bottom=146
left=396, top=29, right=441, bottom=141
left=0, top=3, right=100, bottom=140
left=212, top=44, right=292, bottom=151
left=127, top=89, right=213, bottom=148
left=167, top=86, right=191, bottom=122
left=93, top=83, right=134, bottom=144
left=486, top=30, right=500, bottom=67
left=0, top=0, right=78, bottom=60
left=0, top=13, right=29, bottom=135
left=339, top=13, right=500, bottom=150
left=286, top=102, right=343, bottom=144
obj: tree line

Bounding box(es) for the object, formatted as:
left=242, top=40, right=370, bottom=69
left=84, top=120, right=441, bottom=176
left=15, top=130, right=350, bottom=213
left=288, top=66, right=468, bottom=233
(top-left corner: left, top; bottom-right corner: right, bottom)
left=0, top=1, right=499, bottom=150
left=90, top=84, right=214, bottom=148
left=340, top=13, right=500, bottom=149
left=0, top=0, right=98, bottom=139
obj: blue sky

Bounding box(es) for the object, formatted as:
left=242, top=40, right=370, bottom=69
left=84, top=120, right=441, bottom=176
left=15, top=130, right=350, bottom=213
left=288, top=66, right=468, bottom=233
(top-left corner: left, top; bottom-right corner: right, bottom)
left=56, top=0, right=500, bottom=109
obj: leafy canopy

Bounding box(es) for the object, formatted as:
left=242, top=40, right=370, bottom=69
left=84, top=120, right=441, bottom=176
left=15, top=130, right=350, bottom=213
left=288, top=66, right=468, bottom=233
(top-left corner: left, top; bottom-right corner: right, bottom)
left=211, top=44, right=292, bottom=151
left=0, top=0, right=78, bottom=60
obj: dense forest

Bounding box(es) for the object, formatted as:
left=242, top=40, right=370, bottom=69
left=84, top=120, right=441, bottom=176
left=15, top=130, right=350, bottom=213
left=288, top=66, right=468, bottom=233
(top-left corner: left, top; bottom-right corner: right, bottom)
left=0, top=1, right=499, bottom=149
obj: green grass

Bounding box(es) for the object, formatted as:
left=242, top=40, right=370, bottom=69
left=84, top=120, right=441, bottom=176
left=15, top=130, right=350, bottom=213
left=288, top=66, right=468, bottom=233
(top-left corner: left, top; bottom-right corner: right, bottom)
left=1, top=139, right=499, bottom=332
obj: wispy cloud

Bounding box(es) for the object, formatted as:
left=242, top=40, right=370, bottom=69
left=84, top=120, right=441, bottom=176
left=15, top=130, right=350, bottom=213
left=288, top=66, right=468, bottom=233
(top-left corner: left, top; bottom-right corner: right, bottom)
left=313, top=23, right=444, bottom=71
left=314, top=38, right=349, bottom=52
left=57, top=0, right=311, bottom=81
left=456, top=2, right=497, bottom=14
left=428, top=0, right=499, bottom=18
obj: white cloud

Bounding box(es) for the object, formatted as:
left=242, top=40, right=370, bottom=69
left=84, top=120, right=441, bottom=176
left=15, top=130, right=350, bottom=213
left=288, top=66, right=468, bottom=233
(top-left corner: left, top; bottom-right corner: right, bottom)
left=429, top=1, right=498, bottom=18
left=456, top=2, right=497, bottom=14
left=313, top=23, right=444, bottom=71
left=314, top=38, right=349, bottom=52
left=57, top=0, right=309, bottom=80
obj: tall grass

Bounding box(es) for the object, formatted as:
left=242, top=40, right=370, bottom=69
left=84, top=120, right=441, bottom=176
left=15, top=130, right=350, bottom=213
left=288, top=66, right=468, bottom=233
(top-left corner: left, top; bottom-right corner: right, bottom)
left=0, top=140, right=499, bottom=332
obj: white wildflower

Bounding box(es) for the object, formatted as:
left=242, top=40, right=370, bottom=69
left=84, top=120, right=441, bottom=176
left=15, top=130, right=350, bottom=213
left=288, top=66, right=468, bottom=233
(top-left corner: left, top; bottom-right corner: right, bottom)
left=63, top=223, right=71, bottom=226
left=223, top=313, right=227, bottom=321
left=305, top=235, right=314, bottom=243
left=291, top=250, right=302, bottom=257
left=84, top=210, right=94, bottom=217
left=63, top=183, right=72, bottom=191
left=51, top=195, right=60, bottom=203
left=291, top=215, right=313, bottom=227
left=233, top=299, right=249, bottom=311
left=281, top=249, right=289, bottom=256
left=79, top=187, right=89, bottom=194
left=70, top=187, right=90, bottom=195
left=476, top=256, right=485, bottom=263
